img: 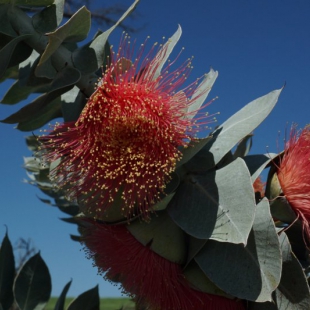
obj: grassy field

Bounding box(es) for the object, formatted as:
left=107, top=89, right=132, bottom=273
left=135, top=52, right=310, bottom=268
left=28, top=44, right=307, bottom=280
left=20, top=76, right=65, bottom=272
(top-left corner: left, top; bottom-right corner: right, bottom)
left=45, top=297, right=135, bottom=310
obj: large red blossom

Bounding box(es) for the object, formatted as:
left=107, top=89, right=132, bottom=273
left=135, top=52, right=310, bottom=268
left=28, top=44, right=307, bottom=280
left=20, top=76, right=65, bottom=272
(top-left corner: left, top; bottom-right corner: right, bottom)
left=39, top=27, right=217, bottom=219
left=277, top=126, right=310, bottom=241
left=82, top=219, right=245, bottom=310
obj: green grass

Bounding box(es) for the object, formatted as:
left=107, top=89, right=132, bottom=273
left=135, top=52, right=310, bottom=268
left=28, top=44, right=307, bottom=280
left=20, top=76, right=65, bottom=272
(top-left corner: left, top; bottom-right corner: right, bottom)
left=45, top=297, right=135, bottom=310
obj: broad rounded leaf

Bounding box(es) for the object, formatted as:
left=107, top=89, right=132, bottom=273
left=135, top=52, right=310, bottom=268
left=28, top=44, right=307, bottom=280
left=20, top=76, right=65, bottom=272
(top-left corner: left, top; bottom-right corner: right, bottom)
left=32, top=0, right=65, bottom=34
left=0, top=5, right=17, bottom=37
left=35, top=56, right=57, bottom=79
left=169, top=158, right=256, bottom=244
left=270, top=197, right=297, bottom=224
left=200, top=88, right=282, bottom=167
left=184, top=261, right=232, bottom=298
left=39, top=6, right=91, bottom=66
left=127, top=210, right=186, bottom=264
left=18, top=50, right=51, bottom=88
left=0, top=64, right=19, bottom=82
left=145, top=172, right=180, bottom=212
left=61, top=86, right=86, bottom=122
left=67, top=285, right=99, bottom=310
left=0, top=232, right=15, bottom=310
left=152, top=192, right=175, bottom=211
left=248, top=301, right=277, bottom=310
left=185, top=236, right=207, bottom=268
left=17, top=97, right=62, bottom=131
left=0, top=34, right=32, bottom=79
left=274, top=233, right=310, bottom=309
left=14, top=253, right=51, bottom=310
left=1, top=80, right=50, bottom=105
left=2, top=67, right=80, bottom=127
left=176, top=137, right=212, bottom=168
left=195, top=198, right=282, bottom=302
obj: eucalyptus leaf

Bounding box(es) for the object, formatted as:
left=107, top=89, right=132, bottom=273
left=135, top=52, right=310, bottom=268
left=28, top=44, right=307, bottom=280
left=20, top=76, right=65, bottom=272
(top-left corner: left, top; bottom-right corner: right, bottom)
left=248, top=301, right=277, bottom=310
left=23, top=156, right=42, bottom=172
left=0, top=232, right=15, bottom=310
left=72, top=0, right=139, bottom=73
left=67, top=285, right=100, bottom=310
left=185, top=236, right=207, bottom=268
left=144, top=25, right=182, bottom=81
left=19, top=49, right=40, bottom=85
left=0, top=5, right=17, bottom=37
left=183, top=260, right=232, bottom=298
left=39, top=6, right=90, bottom=67
left=187, top=68, right=218, bottom=118
left=0, top=33, right=11, bottom=50
left=189, top=88, right=282, bottom=168
left=169, top=158, right=256, bottom=244
left=38, top=197, right=52, bottom=205
left=243, top=153, right=277, bottom=183
left=195, top=198, right=282, bottom=302
left=270, top=197, right=297, bottom=224
left=61, top=86, right=86, bottom=122
left=176, top=137, right=212, bottom=168
left=1, top=80, right=50, bottom=105
left=19, top=96, right=63, bottom=131
left=0, top=64, right=19, bottom=82
left=2, top=66, right=80, bottom=126
left=265, top=165, right=282, bottom=200
left=0, top=34, right=32, bottom=79
left=18, top=50, right=52, bottom=88
left=0, top=0, right=53, bottom=5
left=80, top=189, right=127, bottom=223
left=127, top=210, right=186, bottom=264
left=274, top=233, right=310, bottom=309
left=152, top=192, right=175, bottom=211
left=285, top=220, right=307, bottom=262
left=25, top=135, right=40, bottom=152
left=1, top=89, right=62, bottom=124
left=233, top=134, right=253, bottom=159
left=54, top=280, right=72, bottom=310
left=14, top=253, right=51, bottom=310
left=32, top=0, right=65, bottom=34
left=57, top=204, right=80, bottom=217
left=35, top=56, right=57, bottom=79
left=70, top=235, right=81, bottom=242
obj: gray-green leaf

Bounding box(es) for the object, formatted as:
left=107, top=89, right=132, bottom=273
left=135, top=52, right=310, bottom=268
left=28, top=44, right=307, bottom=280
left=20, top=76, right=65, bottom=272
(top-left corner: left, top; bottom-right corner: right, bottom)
left=67, top=285, right=99, bottom=310
left=195, top=198, right=282, bottom=302
left=14, top=253, right=51, bottom=310
left=194, top=88, right=282, bottom=167
left=72, top=0, right=139, bottom=74
left=127, top=210, right=186, bottom=264
left=274, top=233, right=310, bottom=309
left=169, top=158, right=256, bottom=244
left=39, top=6, right=91, bottom=66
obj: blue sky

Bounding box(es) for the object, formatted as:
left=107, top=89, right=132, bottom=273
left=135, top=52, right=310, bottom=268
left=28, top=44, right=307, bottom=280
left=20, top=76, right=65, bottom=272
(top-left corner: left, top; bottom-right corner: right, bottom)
left=1, top=0, right=310, bottom=298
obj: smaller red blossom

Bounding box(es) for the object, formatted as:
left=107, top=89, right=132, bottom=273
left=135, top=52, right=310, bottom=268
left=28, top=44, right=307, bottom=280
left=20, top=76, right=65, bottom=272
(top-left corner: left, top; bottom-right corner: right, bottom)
left=277, top=126, right=310, bottom=241
left=253, top=177, right=265, bottom=197
left=82, top=219, right=245, bottom=310
left=39, top=27, right=217, bottom=220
